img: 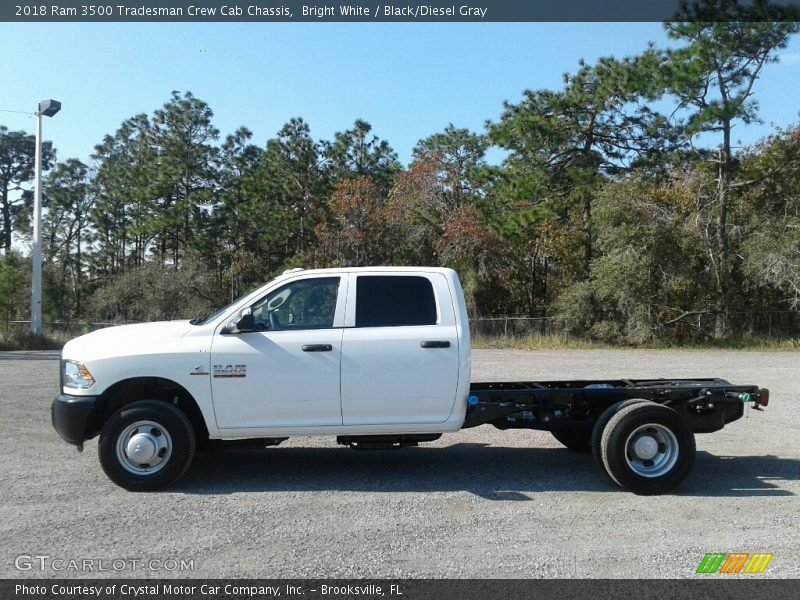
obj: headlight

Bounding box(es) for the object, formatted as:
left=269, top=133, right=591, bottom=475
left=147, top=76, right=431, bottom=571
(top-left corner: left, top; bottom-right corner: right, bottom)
left=63, top=360, right=95, bottom=390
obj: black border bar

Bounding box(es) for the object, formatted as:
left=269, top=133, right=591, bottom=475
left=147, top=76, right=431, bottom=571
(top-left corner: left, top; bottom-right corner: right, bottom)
left=4, top=579, right=800, bottom=600
left=4, top=1, right=800, bottom=23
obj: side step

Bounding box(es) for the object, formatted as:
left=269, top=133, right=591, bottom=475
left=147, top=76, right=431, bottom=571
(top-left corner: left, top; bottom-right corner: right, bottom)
left=337, top=434, right=442, bottom=450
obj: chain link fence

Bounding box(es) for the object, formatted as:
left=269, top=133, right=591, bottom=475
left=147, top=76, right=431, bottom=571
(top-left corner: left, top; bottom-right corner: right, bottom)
left=659, top=310, right=800, bottom=340
left=470, top=311, right=800, bottom=341
left=470, top=316, right=555, bottom=338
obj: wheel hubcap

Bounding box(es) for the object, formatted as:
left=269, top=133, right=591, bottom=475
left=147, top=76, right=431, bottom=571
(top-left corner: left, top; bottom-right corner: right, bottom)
left=632, top=435, right=659, bottom=460
left=126, top=433, right=159, bottom=463
left=624, top=423, right=679, bottom=478
left=116, top=420, right=172, bottom=475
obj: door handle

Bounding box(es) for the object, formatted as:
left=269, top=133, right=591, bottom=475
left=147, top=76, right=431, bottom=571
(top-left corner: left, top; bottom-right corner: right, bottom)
left=302, top=344, right=333, bottom=352
left=420, top=340, right=450, bottom=349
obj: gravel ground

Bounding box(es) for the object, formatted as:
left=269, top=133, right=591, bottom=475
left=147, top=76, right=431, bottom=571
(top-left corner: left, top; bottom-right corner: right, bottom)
left=0, top=349, right=797, bottom=579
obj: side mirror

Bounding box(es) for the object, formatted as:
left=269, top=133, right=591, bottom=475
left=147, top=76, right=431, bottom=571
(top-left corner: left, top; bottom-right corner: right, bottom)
left=236, top=312, right=256, bottom=333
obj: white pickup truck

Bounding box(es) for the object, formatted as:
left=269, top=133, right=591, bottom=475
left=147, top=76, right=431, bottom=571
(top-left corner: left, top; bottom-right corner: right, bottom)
left=52, top=266, right=768, bottom=494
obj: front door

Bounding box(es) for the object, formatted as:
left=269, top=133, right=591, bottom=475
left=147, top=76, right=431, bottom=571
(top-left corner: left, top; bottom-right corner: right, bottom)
left=211, top=275, right=346, bottom=430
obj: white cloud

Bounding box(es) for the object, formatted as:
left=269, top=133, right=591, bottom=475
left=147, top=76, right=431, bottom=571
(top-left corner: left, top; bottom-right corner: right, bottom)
left=778, top=52, right=800, bottom=66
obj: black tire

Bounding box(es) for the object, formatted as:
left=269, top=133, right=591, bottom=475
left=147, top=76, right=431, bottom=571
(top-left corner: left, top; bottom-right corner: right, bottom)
left=551, top=427, right=592, bottom=452
left=600, top=403, right=695, bottom=495
left=98, top=400, right=196, bottom=491
left=591, top=399, right=652, bottom=467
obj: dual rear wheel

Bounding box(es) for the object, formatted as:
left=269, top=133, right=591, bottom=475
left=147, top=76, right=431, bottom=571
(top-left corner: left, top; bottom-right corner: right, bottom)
left=552, top=400, right=696, bottom=495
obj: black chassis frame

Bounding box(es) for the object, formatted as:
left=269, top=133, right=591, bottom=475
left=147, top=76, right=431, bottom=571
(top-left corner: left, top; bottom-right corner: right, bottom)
left=464, top=379, right=765, bottom=434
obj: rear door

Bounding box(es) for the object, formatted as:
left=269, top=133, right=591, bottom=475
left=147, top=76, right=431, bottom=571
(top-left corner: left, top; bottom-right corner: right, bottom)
left=340, top=272, right=460, bottom=425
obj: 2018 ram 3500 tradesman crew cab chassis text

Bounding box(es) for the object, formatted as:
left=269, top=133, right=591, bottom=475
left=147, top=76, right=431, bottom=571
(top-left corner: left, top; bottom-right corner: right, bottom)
left=52, top=267, right=769, bottom=494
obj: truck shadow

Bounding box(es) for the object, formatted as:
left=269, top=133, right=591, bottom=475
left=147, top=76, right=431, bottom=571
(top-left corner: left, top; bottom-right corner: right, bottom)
left=176, top=444, right=797, bottom=498
left=684, top=452, right=798, bottom=497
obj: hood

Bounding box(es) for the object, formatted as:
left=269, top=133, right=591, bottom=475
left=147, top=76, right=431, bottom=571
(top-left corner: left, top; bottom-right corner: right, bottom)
left=62, top=320, right=195, bottom=361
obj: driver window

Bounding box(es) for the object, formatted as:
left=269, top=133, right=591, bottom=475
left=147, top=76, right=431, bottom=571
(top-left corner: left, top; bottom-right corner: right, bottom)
left=250, top=277, right=340, bottom=331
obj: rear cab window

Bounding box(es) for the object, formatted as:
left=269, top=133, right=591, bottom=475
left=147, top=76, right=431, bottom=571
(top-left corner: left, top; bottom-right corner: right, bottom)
left=355, top=275, right=438, bottom=327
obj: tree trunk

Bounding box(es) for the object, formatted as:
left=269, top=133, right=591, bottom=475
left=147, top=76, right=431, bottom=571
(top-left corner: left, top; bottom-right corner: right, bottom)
left=579, top=127, right=595, bottom=281
left=715, top=123, right=733, bottom=338
left=542, top=255, right=549, bottom=318
left=1, top=186, right=11, bottom=254
left=582, top=193, right=592, bottom=279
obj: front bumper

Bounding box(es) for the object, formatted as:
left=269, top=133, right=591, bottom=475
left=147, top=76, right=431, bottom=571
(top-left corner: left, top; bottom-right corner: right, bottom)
left=51, top=394, right=100, bottom=446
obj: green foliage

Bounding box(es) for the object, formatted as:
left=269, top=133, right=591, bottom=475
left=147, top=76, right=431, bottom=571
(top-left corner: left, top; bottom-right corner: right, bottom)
left=665, top=14, right=798, bottom=138
left=413, top=124, right=489, bottom=207
left=1, top=21, right=799, bottom=346
left=323, top=119, right=400, bottom=193
left=662, top=13, right=799, bottom=335
left=0, top=251, right=31, bottom=327
left=0, top=252, right=22, bottom=325
left=489, top=51, right=675, bottom=282
left=87, top=255, right=218, bottom=322
left=0, top=330, right=70, bottom=351
left=738, top=125, right=800, bottom=309
left=315, top=176, right=388, bottom=267
left=260, top=118, right=327, bottom=256
left=0, top=125, right=55, bottom=253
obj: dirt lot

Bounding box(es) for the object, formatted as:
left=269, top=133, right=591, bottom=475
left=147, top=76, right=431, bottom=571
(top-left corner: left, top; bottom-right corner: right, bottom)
left=0, top=349, right=797, bottom=578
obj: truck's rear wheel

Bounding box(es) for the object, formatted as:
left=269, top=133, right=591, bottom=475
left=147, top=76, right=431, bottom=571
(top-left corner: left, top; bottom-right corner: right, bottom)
left=98, top=400, right=196, bottom=491
left=551, top=427, right=591, bottom=452
left=600, top=403, right=695, bottom=495
left=591, top=399, right=651, bottom=466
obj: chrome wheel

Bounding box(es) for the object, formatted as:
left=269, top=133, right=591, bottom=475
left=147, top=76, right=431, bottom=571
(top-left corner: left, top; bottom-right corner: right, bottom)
left=624, top=423, right=679, bottom=478
left=115, top=420, right=172, bottom=475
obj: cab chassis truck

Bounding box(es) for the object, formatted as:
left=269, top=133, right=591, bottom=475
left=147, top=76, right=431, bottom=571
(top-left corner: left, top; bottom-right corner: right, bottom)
left=52, top=267, right=769, bottom=495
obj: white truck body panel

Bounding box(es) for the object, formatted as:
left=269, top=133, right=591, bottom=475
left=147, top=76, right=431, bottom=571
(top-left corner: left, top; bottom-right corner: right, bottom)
left=211, top=327, right=345, bottom=429
left=60, top=267, right=472, bottom=439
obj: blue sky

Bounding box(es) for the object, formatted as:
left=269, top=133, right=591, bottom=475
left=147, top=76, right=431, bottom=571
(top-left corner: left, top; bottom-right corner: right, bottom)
left=2, top=22, right=799, bottom=166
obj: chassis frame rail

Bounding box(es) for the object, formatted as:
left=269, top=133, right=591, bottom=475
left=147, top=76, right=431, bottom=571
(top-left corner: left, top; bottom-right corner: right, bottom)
left=464, top=378, right=767, bottom=433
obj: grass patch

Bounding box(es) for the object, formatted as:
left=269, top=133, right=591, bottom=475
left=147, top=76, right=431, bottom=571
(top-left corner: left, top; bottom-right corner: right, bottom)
left=472, top=333, right=608, bottom=350
left=0, top=330, right=72, bottom=351
left=472, top=333, right=800, bottom=351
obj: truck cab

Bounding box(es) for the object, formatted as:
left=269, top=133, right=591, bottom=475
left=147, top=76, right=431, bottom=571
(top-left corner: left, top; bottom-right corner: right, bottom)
left=207, top=267, right=471, bottom=434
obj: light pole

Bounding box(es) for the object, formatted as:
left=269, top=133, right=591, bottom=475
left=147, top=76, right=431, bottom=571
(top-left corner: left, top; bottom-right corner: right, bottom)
left=31, top=99, right=61, bottom=335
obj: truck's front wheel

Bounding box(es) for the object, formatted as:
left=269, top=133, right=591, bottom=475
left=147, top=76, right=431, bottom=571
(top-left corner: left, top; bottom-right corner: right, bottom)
left=600, top=403, right=695, bottom=495
left=98, top=400, right=196, bottom=491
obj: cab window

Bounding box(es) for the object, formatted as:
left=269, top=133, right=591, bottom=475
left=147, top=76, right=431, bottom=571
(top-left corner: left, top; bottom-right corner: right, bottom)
left=251, top=277, right=340, bottom=331
left=355, top=275, right=437, bottom=327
